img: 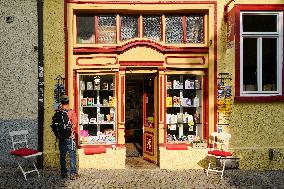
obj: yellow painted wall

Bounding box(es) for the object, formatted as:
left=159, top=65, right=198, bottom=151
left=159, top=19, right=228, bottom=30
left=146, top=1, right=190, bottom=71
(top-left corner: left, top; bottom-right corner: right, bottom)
left=43, top=0, right=65, bottom=168
left=217, top=0, right=284, bottom=169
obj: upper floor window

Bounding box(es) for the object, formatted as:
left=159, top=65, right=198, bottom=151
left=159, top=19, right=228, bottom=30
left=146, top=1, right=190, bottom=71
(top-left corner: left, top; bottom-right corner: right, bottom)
left=143, top=15, right=162, bottom=41
left=76, top=13, right=205, bottom=45
left=166, top=15, right=204, bottom=44
left=240, top=12, right=283, bottom=96
left=120, top=15, right=139, bottom=41
left=77, top=14, right=116, bottom=44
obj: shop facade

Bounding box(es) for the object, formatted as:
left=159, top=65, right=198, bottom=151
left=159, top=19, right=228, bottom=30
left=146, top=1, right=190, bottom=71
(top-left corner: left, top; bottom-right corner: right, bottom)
left=43, top=0, right=284, bottom=170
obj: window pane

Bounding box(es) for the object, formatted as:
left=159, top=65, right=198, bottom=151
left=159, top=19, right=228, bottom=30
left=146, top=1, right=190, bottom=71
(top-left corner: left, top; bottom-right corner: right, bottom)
left=98, top=15, right=116, bottom=44
left=166, top=15, right=183, bottom=44
left=262, top=38, right=277, bottom=91
left=77, top=15, right=95, bottom=44
left=243, top=38, right=258, bottom=91
left=120, top=15, right=139, bottom=41
left=186, top=15, right=204, bottom=43
left=143, top=15, right=162, bottom=41
left=243, top=15, right=277, bottom=32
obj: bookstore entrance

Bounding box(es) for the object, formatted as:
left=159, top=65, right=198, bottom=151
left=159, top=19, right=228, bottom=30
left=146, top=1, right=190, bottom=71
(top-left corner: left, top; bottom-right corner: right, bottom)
left=125, top=72, right=159, bottom=166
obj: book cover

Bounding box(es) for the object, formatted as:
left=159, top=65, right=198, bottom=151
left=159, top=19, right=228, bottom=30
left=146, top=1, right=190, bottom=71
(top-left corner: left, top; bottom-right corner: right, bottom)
left=87, top=98, right=93, bottom=106
left=81, top=98, right=87, bottom=106
left=166, top=97, right=172, bottom=107
left=109, top=96, right=115, bottom=107
left=167, top=81, right=172, bottom=89
left=173, top=96, right=180, bottom=107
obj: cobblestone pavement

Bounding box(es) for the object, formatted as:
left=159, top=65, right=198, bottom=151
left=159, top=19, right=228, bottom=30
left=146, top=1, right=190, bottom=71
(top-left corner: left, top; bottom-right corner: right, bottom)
left=0, top=159, right=283, bottom=189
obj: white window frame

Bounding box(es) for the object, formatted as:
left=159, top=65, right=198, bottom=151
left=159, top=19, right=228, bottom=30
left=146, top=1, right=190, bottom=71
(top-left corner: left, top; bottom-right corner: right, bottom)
left=240, top=11, right=283, bottom=96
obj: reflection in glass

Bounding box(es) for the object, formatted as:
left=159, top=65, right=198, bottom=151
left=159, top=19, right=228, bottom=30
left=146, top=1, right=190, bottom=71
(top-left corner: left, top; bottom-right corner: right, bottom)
left=98, top=15, right=117, bottom=44
left=143, top=15, right=162, bottom=41
left=77, top=15, right=95, bottom=44
left=186, top=15, right=204, bottom=43
left=243, top=38, right=258, bottom=91
left=166, top=15, right=183, bottom=44
left=262, top=38, right=277, bottom=91
left=120, top=15, right=139, bottom=41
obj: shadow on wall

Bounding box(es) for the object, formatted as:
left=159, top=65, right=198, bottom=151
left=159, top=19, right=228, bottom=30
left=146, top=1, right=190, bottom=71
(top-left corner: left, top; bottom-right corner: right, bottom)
left=0, top=119, right=38, bottom=167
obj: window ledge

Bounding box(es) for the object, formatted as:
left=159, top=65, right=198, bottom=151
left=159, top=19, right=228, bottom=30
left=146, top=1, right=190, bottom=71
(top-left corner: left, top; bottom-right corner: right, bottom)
left=234, top=95, right=284, bottom=103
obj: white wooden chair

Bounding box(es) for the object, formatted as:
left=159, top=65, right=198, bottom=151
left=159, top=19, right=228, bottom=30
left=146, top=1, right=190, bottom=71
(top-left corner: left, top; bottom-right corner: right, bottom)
left=9, top=130, right=42, bottom=180
left=206, top=132, right=232, bottom=179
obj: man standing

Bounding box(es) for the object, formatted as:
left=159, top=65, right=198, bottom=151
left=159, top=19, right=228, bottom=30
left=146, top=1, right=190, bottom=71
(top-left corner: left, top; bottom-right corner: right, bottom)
left=52, top=95, right=78, bottom=180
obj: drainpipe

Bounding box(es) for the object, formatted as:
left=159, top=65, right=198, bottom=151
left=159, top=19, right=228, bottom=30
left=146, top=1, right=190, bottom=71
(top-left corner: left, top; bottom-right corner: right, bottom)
left=37, top=0, right=44, bottom=169
left=224, top=0, right=235, bottom=23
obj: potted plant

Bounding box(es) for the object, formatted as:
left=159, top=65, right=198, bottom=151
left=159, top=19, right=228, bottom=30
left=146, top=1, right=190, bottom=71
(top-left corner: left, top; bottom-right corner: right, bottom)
left=192, top=136, right=207, bottom=149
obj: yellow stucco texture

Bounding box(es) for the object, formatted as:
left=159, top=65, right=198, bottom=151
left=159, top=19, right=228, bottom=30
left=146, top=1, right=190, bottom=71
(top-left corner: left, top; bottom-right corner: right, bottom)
left=77, top=148, right=126, bottom=169
left=217, top=0, right=284, bottom=170
left=159, top=147, right=208, bottom=169
left=43, top=0, right=65, bottom=168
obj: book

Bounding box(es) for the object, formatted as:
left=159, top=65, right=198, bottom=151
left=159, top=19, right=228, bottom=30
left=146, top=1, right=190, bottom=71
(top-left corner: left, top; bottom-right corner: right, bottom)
left=81, top=98, right=87, bottom=106
left=102, top=82, right=108, bottom=90
left=167, top=81, right=172, bottom=89
left=185, top=79, right=195, bottom=89
left=87, top=98, right=93, bottom=106
left=173, top=96, right=180, bottom=107
left=166, top=97, right=172, bottom=107
left=109, top=96, right=115, bottom=107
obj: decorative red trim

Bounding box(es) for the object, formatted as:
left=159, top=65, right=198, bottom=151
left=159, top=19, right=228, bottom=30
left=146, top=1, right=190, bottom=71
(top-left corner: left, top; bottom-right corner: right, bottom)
left=67, top=1, right=218, bottom=5
left=73, top=71, right=79, bottom=146
left=64, top=0, right=68, bottom=93
left=160, top=15, right=163, bottom=42
left=165, top=55, right=206, bottom=66
left=234, top=96, right=284, bottom=103
left=234, top=4, right=284, bottom=99
left=144, top=131, right=154, bottom=156
left=76, top=56, right=118, bottom=66
left=119, top=15, right=122, bottom=42
left=213, top=3, right=217, bottom=133
left=204, top=71, right=209, bottom=140
left=164, top=75, right=166, bottom=144
left=73, top=40, right=209, bottom=54
left=234, top=4, right=284, bottom=10
left=143, top=83, right=147, bottom=126
left=182, top=16, right=187, bottom=44
left=115, top=72, right=119, bottom=144
left=95, top=16, right=98, bottom=44
left=159, top=76, right=163, bottom=123
left=235, top=5, right=241, bottom=97
left=159, top=143, right=166, bottom=147
left=166, top=143, right=188, bottom=150
left=138, top=14, right=141, bottom=38
left=119, top=61, right=164, bottom=66
left=121, top=75, right=125, bottom=123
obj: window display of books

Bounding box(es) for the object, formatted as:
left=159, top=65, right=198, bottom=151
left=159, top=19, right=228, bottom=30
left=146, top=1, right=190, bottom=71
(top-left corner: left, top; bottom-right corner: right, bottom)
left=166, top=74, right=203, bottom=143
left=79, top=74, right=116, bottom=145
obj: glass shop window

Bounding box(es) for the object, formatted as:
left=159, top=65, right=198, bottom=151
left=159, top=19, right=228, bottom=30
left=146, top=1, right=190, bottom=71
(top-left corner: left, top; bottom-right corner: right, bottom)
left=97, top=15, right=117, bottom=44
left=78, top=74, right=116, bottom=145
left=77, top=14, right=96, bottom=44
left=143, top=15, right=162, bottom=41
left=166, top=14, right=204, bottom=44
left=241, top=12, right=282, bottom=95
left=120, top=15, right=139, bottom=41
left=77, top=14, right=116, bottom=44
left=166, top=74, right=204, bottom=144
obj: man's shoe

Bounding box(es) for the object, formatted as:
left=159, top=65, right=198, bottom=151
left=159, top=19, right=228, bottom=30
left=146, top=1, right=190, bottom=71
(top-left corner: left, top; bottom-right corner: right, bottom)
left=70, top=174, right=79, bottom=180
left=61, top=174, right=67, bottom=179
